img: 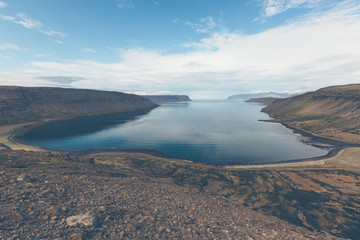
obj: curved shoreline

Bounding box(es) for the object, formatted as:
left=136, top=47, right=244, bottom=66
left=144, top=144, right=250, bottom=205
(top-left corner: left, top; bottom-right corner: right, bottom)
left=223, top=120, right=359, bottom=169
left=225, top=148, right=346, bottom=169
left=1, top=116, right=357, bottom=169
left=0, top=121, right=50, bottom=151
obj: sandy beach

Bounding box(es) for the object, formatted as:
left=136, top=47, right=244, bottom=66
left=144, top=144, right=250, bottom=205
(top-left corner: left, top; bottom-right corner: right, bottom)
left=0, top=122, right=48, bottom=151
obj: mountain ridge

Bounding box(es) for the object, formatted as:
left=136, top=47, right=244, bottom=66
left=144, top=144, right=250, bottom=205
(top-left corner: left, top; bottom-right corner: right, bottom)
left=227, top=92, right=291, bottom=100
left=0, top=86, right=157, bottom=125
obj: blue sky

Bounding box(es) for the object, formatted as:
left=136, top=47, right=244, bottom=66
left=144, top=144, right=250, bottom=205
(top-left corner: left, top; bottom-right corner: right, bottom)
left=1, top=0, right=360, bottom=99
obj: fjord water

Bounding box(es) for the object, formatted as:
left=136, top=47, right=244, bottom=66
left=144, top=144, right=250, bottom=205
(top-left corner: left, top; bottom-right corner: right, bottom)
left=18, top=101, right=330, bottom=165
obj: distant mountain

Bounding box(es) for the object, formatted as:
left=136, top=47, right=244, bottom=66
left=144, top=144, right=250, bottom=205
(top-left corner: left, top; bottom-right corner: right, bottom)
left=143, top=95, right=191, bottom=104
left=0, top=86, right=157, bottom=125
left=227, top=92, right=291, bottom=100
left=246, top=97, right=280, bottom=105
left=263, top=84, right=360, bottom=143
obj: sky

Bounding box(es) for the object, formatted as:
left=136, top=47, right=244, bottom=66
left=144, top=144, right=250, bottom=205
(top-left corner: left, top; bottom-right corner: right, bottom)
left=0, top=0, right=360, bottom=99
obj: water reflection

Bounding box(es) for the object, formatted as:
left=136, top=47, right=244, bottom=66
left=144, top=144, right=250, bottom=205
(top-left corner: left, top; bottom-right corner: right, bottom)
left=18, top=101, right=331, bottom=164
left=19, top=109, right=154, bottom=139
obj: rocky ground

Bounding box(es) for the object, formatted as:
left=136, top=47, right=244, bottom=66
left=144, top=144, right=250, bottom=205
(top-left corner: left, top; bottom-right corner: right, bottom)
left=0, top=149, right=342, bottom=240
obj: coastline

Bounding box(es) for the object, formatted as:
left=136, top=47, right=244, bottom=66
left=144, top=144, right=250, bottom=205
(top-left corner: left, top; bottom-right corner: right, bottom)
left=261, top=119, right=356, bottom=146
left=0, top=121, right=52, bottom=151
left=223, top=118, right=360, bottom=169
left=1, top=116, right=358, bottom=170
left=225, top=148, right=345, bottom=169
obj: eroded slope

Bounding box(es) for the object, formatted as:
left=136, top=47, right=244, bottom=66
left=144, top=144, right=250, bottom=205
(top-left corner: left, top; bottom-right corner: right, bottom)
left=263, top=84, right=360, bottom=143
left=0, top=86, right=157, bottom=125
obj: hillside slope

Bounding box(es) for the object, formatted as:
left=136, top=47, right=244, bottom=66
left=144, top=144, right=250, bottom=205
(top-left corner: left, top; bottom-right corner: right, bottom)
left=0, top=149, right=344, bottom=239
left=0, top=86, right=157, bottom=125
left=263, top=84, right=360, bottom=143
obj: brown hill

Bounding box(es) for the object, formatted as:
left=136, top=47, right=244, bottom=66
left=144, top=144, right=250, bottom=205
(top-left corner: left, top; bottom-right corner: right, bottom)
left=263, top=84, right=360, bottom=143
left=0, top=86, right=157, bottom=125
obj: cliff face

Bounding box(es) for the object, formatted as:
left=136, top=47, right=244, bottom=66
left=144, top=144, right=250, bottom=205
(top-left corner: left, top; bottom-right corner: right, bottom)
left=263, top=84, right=360, bottom=143
left=143, top=95, right=191, bottom=104
left=0, top=86, right=157, bottom=125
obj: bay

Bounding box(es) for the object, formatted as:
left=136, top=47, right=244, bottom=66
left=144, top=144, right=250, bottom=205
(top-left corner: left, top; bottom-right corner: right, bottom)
left=18, top=100, right=331, bottom=165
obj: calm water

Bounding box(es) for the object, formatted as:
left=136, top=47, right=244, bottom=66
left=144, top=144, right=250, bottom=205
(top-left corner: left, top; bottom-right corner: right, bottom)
left=18, top=101, right=331, bottom=165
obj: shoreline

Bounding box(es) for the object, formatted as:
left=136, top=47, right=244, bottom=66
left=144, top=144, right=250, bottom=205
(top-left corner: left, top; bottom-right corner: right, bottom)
left=0, top=121, right=50, bottom=151
left=225, top=148, right=345, bottom=169
left=261, top=119, right=357, bottom=146
left=0, top=116, right=358, bottom=169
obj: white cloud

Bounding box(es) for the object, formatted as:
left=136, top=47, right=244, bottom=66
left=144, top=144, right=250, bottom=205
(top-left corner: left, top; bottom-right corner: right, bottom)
left=82, top=48, right=96, bottom=53
left=174, top=17, right=218, bottom=34
left=41, top=30, right=66, bottom=38
left=0, top=1, right=7, bottom=8
left=1, top=13, right=42, bottom=29
left=116, top=0, right=134, bottom=8
left=34, top=54, right=49, bottom=57
left=0, top=13, right=66, bottom=38
left=261, top=0, right=320, bottom=18
left=183, top=32, right=238, bottom=50
left=55, top=40, right=64, bottom=44
left=0, top=43, right=20, bottom=59
left=1, top=1, right=360, bottom=98
left=0, top=43, right=21, bottom=51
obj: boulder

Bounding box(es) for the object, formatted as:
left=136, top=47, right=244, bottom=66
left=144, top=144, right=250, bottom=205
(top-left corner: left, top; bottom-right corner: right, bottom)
left=17, top=173, right=30, bottom=182
left=66, top=211, right=98, bottom=227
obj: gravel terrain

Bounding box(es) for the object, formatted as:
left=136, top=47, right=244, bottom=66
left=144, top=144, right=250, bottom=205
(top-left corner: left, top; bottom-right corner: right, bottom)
left=0, top=150, right=342, bottom=240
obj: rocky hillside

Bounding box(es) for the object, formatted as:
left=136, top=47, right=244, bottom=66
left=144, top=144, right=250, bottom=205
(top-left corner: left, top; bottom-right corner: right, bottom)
left=263, top=84, right=360, bottom=143
left=143, top=95, right=191, bottom=104
left=0, top=149, right=343, bottom=239
left=0, top=86, right=157, bottom=125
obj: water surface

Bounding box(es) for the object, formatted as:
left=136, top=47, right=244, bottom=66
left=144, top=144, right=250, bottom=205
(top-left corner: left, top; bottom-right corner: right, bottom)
left=18, top=101, right=331, bottom=164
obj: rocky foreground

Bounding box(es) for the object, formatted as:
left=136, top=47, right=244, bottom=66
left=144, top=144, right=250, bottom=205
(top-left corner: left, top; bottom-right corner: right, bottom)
left=0, top=149, right=340, bottom=240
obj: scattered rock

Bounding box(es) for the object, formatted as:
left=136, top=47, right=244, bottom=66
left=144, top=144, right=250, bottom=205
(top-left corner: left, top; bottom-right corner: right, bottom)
left=70, top=232, right=85, bottom=240
left=17, top=173, right=30, bottom=182
left=0, top=150, right=345, bottom=240
left=45, top=206, right=61, bottom=216
left=244, top=235, right=253, bottom=240
left=66, top=212, right=98, bottom=227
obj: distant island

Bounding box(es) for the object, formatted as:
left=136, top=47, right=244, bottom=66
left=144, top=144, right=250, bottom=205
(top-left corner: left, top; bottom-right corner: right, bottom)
left=142, top=95, right=191, bottom=104
left=227, top=92, right=291, bottom=101
left=0, top=86, right=157, bottom=125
